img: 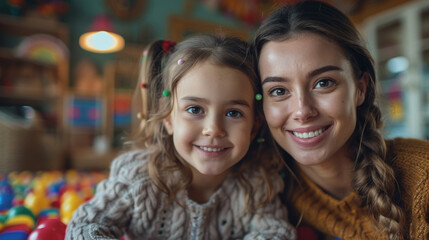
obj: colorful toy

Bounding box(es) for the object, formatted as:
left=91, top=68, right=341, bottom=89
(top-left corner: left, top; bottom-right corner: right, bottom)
left=60, top=190, right=83, bottom=224
left=24, top=191, right=50, bottom=216
left=0, top=230, right=28, bottom=240
left=0, top=180, right=14, bottom=211
left=28, top=218, right=66, bottom=240
left=0, top=170, right=106, bottom=238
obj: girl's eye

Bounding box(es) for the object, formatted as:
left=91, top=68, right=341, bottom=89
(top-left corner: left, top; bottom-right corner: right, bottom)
left=226, top=110, right=243, bottom=118
left=186, top=106, right=203, bottom=115
left=315, top=78, right=335, bottom=89
left=269, top=87, right=287, bottom=96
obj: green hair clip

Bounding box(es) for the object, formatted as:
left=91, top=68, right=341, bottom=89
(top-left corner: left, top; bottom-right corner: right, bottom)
left=162, top=90, right=171, bottom=97
left=255, top=93, right=262, bottom=101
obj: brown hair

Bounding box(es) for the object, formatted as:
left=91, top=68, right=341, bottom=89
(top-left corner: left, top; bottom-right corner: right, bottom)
left=131, top=34, right=282, bottom=210
left=252, top=1, right=405, bottom=238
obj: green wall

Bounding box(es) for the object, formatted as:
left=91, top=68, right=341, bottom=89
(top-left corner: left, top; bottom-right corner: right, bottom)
left=67, top=0, right=252, bottom=76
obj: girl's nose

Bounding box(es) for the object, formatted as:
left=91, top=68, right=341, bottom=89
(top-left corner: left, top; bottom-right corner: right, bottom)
left=292, top=95, right=318, bottom=122
left=202, top=118, right=226, bottom=138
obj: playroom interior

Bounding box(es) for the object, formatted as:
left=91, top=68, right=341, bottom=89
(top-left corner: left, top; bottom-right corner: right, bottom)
left=0, top=0, right=428, bottom=238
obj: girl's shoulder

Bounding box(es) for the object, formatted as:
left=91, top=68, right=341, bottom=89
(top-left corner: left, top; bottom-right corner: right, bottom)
left=108, top=149, right=153, bottom=182
left=241, top=167, right=285, bottom=195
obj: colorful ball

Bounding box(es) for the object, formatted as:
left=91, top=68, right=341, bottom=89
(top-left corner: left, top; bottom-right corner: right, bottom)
left=24, top=192, right=50, bottom=216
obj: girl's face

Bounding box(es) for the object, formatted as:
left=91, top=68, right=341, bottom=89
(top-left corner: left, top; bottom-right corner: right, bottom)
left=258, top=33, right=367, bottom=167
left=163, top=61, right=256, bottom=182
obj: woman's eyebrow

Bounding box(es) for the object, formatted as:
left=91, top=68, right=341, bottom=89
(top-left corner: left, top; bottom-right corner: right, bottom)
left=262, top=76, right=288, bottom=85
left=262, top=65, right=343, bottom=85
left=308, top=65, right=343, bottom=78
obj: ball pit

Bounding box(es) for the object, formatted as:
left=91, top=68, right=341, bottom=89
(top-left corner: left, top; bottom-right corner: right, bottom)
left=0, top=170, right=107, bottom=239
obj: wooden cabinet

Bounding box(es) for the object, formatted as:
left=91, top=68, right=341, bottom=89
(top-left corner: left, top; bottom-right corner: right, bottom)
left=68, top=44, right=144, bottom=170
left=362, top=0, right=429, bottom=140
left=104, top=43, right=144, bottom=149
left=0, top=14, right=69, bottom=170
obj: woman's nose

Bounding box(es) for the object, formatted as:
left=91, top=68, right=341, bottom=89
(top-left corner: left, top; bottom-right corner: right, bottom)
left=292, top=94, right=318, bottom=122
left=202, top=117, right=226, bottom=138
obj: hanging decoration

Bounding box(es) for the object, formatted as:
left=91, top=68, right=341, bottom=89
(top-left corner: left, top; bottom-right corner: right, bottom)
left=200, top=0, right=360, bottom=26
left=200, top=0, right=311, bottom=25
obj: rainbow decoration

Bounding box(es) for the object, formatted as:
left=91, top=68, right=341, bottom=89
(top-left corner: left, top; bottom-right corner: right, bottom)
left=15, top=34, right=69, bottom=64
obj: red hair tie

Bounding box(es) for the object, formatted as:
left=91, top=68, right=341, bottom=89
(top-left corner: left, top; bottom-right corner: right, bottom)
left=162, top=40, right=176, bottom=53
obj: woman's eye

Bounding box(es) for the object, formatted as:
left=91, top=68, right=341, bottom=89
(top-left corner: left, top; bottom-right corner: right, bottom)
left=226, top=110, right=243, bottom=118
left=186, top=106, right=203, bottom=115
left=269, top=88, right=287, bottom=96
left=315, top=79, right=335, bottom=88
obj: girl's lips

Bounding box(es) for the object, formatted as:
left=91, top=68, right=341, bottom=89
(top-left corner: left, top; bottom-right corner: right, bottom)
left=198, top=146, right=225, bottom=152
left=194, top=145, right=230, bottom=157
left=287, top=125, right=332, bottom=147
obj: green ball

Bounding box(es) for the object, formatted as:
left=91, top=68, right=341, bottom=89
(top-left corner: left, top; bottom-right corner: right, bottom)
left=7, top=205, right=36, bottom=222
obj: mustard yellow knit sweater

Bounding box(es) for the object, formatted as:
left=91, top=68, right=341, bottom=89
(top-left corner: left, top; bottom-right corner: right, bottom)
left=285, top=138, right=429, bottom=240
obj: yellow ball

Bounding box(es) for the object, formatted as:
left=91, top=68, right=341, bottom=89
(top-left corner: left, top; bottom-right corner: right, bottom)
left=24, top=192, right=50, bottom=216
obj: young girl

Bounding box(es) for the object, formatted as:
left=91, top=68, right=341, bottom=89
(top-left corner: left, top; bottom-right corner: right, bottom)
left=66, top=34, right=296, bottom=240
left=253, top=1, right=429, bottom=240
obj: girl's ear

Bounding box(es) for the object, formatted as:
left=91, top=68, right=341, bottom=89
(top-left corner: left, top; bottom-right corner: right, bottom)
left=163, top=115, right=174, bottom=135
left=356, top=72, right=369, bottom=106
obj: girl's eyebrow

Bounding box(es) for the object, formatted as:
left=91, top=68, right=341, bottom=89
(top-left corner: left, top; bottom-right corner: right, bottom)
left=180, top=96, right=251, bottom=108
left=261, top=65, right=343, bottom=85
left=180, top=96, right=207, bottom=103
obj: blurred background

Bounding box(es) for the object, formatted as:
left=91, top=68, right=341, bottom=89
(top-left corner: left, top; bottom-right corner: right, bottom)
left=0, top=0, right=428, bottom=172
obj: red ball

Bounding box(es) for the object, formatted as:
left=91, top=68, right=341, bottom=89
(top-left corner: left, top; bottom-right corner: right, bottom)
left=28, top=228, right=64, bottom=240
left=36, top=218, right=66, bottom=233
left=297, top=225, right=319, bottom=240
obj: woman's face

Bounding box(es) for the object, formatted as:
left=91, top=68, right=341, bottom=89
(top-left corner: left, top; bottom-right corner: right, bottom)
left=258, top=33, right=367, bottom=167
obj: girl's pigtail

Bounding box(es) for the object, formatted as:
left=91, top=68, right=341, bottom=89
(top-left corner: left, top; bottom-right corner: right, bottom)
left=133, top=40, right=175, bottom=145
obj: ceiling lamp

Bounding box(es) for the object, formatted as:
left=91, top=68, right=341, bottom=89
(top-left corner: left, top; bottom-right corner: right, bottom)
left=79, top=14, right=125, bottom=53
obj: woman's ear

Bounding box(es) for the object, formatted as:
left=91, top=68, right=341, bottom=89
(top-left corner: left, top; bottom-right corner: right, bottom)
left=356, top=72, right=369, bottom=106
left=163, top=115, right=174, bottom=135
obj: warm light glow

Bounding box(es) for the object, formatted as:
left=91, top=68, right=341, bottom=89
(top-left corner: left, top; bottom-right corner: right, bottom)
left=79, top=31, right=125, bottom=53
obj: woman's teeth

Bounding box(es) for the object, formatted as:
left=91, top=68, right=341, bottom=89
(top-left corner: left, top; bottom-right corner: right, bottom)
left=200, top=146, right=224, bottom=152
left=293, top=128, right=324, bottom=139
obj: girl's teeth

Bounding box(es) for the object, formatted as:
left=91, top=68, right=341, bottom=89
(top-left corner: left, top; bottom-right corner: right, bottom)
left=200, top=146, right=223, bottom=152
left=293, top=128, right=324, bottom=139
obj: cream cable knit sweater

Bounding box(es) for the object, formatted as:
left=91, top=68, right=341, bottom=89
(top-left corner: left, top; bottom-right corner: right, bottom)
left=66, top=150, right=296, bottom=240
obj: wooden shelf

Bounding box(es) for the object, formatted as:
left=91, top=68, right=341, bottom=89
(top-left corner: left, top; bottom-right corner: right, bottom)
left=0, top=14, right=68, bottom=44
left=0, top=13, right=70, bottom=170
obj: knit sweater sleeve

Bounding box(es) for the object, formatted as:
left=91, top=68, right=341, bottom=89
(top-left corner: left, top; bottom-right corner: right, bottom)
left=65, top=150, right=152, bottom=240
left=389, top=138, right=429, bottom=239
left=243, top=172, right=297, bottom=240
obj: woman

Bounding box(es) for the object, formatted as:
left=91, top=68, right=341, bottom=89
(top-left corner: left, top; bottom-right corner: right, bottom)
left=252, top=1, right=429, bottom=239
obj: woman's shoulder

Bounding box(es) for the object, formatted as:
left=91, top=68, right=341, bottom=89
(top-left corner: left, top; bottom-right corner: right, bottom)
left=386, top=137, right=428, bottom=192
left=386, top=137, right=429, bottom=167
